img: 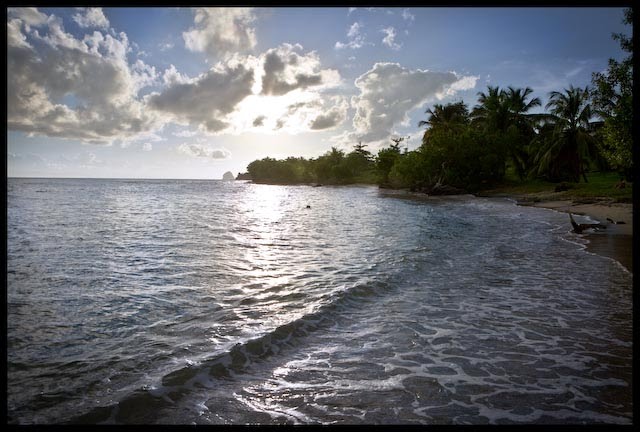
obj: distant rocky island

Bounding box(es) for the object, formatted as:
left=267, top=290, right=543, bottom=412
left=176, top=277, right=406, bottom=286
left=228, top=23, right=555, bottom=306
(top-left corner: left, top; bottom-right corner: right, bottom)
left=222, top=171, right=235, bottom=181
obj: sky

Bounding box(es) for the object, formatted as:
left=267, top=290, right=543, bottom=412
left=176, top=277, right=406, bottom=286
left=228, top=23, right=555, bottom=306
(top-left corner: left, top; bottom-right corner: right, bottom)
left=6, top=6, right=630, bottom=179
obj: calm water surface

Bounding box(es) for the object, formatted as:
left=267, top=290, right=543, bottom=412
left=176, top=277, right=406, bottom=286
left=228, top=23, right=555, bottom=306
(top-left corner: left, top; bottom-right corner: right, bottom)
left=6, top=178, right=632, bottom=424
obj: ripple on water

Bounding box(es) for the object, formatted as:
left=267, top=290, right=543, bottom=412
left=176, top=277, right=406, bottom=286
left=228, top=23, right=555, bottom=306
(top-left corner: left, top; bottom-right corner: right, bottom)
left=6, top=179, right=632, bottom=424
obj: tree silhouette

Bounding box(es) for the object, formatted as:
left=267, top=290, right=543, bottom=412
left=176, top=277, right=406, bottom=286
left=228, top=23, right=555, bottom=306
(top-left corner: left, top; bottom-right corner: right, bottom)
left=591, top=8, right=633, bottom=179
left=419, top=102, right=469, bottom=145
left=533, top=86, right=598, bottom=182
left=470, top=85, right=542, bottom=179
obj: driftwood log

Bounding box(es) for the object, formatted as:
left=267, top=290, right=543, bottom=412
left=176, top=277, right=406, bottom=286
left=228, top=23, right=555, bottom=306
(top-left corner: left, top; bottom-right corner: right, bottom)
left=569, top=212, right=607, bottom=234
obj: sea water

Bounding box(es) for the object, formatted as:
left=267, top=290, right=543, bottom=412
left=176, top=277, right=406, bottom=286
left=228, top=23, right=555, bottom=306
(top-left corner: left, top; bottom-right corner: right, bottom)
left=6, top=178, right=633, bottom=424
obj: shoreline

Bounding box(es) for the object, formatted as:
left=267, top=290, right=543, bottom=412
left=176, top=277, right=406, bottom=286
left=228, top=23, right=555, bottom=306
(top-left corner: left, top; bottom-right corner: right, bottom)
left=519, top=199, right=633, bottom=274
left=249, top=182, right=633, bottom=274
left=378, top=187, right=633, bottom=274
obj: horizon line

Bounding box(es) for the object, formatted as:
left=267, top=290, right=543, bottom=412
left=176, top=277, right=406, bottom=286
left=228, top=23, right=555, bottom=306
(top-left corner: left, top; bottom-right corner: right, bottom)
left=7, top=176, right=238, bottom=181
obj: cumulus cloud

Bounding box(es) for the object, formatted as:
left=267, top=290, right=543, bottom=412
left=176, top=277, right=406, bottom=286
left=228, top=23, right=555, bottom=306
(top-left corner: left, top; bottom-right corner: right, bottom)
left=8, top=9, right=344, bottom=142
left=7, top=9, right=161, bottom=144
left=444, top=75, right=480, bottom=96
left=177, top=143, right=231, bottom=159
left=279, top=96, right=348, bottom=132
left=227, top=92, right=346, bottom=135
left=200, top=43, right=344, bottom=135
left=262, top=52, right=320, bottom=95
left=310, top=112, right=343, bottom=130
left=348, top=62, right=477, bottom=143
left=131, top=59, right=159, bottom=93
left=162, top=64, right=191, bottom=86
left=309, top=97, right=349, bottom=130
left=335, top=21, right=368, bottom=50
left=72, top=7, right=110, bottom=29
left=183, top=7, right=257, bottom=59
left=7, top=18, right=33, bottom=49
left=147, top=43, right=341, bottom=135
left=8, top=7, right=48, bottom=28
left=381, top=27, right=402, bottom=50
left=147, top=62, right=255, bottom=133
left=260, top=43, right=339, bottom=96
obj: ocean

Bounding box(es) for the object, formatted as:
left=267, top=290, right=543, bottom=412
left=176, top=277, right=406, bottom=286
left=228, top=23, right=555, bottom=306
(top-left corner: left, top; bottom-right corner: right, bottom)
left=6, top=178, right=633, bottom=424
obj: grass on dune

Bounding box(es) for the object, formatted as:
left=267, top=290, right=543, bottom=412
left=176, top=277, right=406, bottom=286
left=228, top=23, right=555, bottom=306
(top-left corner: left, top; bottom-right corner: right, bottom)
left=479, top=170, right=633, bottom=203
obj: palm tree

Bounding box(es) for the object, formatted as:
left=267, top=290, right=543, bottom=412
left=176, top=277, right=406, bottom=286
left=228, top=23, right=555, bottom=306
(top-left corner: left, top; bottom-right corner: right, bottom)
left=470, top=86, right=510, bottom=131
left=471, top=85, right=543, bottom=179
left=418, top=101, right=469, bottom=145
left=504, top=86, right=542, bottom=128
left=532, top=86, right=598, bottom=182
left=419, top=101, right=469, bottom=129
left=503, top=86, right=544, bottom=178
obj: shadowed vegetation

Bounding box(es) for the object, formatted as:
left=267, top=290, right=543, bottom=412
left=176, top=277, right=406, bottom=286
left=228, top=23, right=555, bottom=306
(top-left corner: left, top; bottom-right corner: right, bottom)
left=246, top=144, right=377, bottom=185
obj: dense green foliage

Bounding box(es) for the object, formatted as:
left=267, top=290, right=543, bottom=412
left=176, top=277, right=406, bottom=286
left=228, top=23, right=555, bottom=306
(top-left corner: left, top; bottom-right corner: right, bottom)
left=243, top=10, right=631, bottom=193
left=590, top=8, right=633, bottom=180
left=482, top=170, right=632, bottom=203
left=247, top=144, right=377, bottom=185
left=375, top=141, right=403, bottom=186
left=531, top=86, right=600, bottom=182
left=471, top=86, right=542, bottom=180
left=389, top=122, right=505, bottom=192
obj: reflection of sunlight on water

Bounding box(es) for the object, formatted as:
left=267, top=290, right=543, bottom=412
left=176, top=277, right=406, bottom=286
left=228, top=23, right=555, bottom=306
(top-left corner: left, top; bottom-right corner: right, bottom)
left=244, top=184, right=288, bottom=227
left=236, top=184, right=300, bottom=319
left=7, top=180, right=634, bottom=424
left=238, top=184, right=288, bottom=276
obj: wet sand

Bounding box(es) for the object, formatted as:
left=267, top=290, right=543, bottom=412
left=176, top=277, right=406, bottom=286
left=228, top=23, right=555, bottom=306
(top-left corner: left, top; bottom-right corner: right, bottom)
left=526, top=200, right=633, bottom=273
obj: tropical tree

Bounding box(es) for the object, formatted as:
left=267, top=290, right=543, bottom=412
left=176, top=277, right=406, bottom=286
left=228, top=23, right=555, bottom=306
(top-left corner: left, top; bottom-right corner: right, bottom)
left=502, top=86, right=544, bottom=178
left=470, top=85, right=542, bottom=179
left=351, top=141, right=374, bottom=163
left=314, top=147, right=347, bottom=183
left=344, top=142, right=374, bottom=178
left=376, top=138, right=405, bottom=186
left=470, top=86, right=510, bottom=131
left=398, top=125, right=505, bottom=192
left=419, top=101, right=470, bottom=145
left=591, top=8, right=633, bottom=180
left=504, top=86, right=543, bottom=132
left=532, top=86, right=599, bottom=182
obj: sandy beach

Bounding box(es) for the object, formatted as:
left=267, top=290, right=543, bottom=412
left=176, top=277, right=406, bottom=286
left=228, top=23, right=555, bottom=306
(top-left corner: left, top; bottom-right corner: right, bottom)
left=524, top=200, right=633, bottom=273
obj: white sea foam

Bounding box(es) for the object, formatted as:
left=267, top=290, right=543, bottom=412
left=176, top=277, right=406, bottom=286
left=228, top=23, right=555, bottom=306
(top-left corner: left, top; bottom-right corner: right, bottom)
left=6, top=179, right=632, bottom=425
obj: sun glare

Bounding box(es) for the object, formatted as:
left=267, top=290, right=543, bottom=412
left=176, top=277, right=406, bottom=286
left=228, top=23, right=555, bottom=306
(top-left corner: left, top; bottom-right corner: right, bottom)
left=227, top=91, right=322, bottom=135
left=245, top=183, right=288, bottom=226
